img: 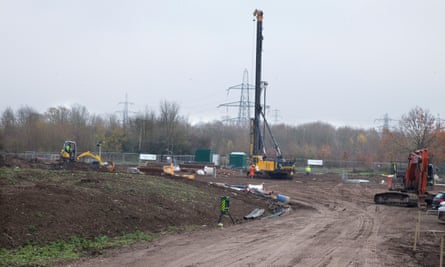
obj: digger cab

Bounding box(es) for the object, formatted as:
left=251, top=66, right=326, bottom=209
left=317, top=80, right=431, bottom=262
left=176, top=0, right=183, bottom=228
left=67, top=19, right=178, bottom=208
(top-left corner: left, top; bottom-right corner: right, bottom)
left=60, top=141, right=77, bottom=161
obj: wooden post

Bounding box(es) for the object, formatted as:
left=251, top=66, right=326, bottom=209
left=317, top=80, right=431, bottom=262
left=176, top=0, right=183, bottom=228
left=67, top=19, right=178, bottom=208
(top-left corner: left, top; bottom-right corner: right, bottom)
left=413, top=223, right=418, bottom=251
left=413, top=210, right=421, bottom=251
left=440, top=235, right=444, bottom=267
left=417, top=210, right=421, bottom=240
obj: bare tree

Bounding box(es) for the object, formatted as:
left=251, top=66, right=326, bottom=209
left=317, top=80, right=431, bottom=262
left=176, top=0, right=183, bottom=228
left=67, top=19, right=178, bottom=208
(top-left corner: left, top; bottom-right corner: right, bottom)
left=399, top=106, right=438, bottom=150
left=294, top=122, right=336, bottom=159
left=0, top=107, right=16, bottom=151
left=16, top=106, right=44, bottom=151
left=45, top=106, right=70, bottom=125
left=102, top=114, right=125, bottom=152
left=126, top=108, right=157, bottom=152
left=378, top=129, right=406, bottom=162
left=158, top=100, right=180, bottom=154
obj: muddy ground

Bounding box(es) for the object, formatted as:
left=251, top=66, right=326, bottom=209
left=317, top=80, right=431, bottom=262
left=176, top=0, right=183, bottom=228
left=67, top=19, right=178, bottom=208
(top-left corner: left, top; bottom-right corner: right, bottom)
left=0, top=156, right=273, bottom=250
left=1, top=155, right=445, bottom=266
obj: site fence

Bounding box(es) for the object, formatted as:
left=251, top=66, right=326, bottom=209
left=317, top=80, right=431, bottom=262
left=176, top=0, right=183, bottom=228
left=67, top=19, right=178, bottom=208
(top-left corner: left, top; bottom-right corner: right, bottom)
left=293, top=158, right=398, bottom=174
left=5, top=151, right=445, bottom=175
left=1, top=151, right=195, bottom=166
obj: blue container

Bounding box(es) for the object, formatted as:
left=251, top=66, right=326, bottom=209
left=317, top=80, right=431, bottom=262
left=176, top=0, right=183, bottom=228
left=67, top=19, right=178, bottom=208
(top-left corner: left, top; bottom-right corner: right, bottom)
left=276, top=194, right=290, bottom=203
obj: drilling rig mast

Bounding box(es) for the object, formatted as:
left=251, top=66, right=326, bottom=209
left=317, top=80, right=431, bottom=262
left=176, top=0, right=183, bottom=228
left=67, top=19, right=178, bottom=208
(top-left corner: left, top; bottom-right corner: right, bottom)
left=249, top=9, right=295, bottom=178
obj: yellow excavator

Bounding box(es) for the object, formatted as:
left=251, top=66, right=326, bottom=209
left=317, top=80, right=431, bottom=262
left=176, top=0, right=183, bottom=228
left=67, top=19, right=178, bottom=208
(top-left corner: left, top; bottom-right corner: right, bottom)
left=60, top=140, right=115, bottom=172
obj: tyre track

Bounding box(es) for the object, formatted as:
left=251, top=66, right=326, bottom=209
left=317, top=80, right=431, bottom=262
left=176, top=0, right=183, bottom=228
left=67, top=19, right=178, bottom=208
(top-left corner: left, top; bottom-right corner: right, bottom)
left=71, top=176, right=395, bottom=267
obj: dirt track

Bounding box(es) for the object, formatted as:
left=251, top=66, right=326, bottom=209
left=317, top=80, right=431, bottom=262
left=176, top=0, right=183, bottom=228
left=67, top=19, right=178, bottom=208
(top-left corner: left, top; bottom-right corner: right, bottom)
left=70, top=173, right=445, bottom=267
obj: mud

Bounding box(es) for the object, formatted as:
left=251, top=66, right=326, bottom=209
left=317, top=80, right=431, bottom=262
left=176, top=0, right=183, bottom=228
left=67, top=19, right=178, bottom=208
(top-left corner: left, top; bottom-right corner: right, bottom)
left=72, top=174, right=445, bottom=267
left=1, top=155, right=444, bottom=266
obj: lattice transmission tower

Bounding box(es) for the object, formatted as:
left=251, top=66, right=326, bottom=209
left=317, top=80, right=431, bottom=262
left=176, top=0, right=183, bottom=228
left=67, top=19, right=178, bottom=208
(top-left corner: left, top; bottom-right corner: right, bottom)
left=118, top=93, right=134, bottom=128
left=374, top=113, right=397, bottom=131
left=218, top=69, right=255, bottom=127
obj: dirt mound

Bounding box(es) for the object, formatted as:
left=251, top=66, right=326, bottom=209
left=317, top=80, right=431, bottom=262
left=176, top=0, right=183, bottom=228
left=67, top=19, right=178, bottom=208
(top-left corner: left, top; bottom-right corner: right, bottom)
left=0, top=166, right=275, bottom=250
left=0, top=154, right=50, bottom=169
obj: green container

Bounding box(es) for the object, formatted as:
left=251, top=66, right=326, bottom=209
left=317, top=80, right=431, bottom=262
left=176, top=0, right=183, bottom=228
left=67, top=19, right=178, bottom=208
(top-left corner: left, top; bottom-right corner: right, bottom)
left=195, top=149, right=213, bottom=163
left=229, top=152, right=247, bottom=168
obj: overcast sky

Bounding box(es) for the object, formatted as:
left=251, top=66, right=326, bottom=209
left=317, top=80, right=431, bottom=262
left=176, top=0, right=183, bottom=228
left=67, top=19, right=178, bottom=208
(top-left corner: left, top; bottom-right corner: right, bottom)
left=1, top=1, right=444, bottom=129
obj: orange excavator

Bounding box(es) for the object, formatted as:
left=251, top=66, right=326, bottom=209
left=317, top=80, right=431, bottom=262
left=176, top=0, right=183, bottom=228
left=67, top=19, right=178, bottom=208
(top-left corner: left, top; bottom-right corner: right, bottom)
left=374, top=148, right=434, bottom=209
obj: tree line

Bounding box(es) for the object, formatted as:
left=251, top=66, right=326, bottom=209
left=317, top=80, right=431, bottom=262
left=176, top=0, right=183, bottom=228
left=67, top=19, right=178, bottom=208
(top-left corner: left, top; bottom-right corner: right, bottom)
left=1, top=103, right=445, bottom=165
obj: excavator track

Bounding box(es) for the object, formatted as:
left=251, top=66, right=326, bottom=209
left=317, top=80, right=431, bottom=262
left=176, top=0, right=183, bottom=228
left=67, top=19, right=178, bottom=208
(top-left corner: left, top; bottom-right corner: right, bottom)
left=374, top=192, right=418, bottom=207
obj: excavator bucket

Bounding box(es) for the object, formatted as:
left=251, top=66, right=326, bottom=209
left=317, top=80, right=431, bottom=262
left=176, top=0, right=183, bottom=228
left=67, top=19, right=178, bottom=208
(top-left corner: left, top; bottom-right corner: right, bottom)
left=104, top=161, right=115, bottom=172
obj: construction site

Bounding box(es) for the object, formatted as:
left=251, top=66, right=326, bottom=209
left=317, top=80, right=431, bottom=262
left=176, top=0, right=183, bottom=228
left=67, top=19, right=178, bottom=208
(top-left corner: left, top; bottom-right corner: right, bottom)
left=2, top=7, right=445, bottom=267
left=1, top=154, right=445, bottom=267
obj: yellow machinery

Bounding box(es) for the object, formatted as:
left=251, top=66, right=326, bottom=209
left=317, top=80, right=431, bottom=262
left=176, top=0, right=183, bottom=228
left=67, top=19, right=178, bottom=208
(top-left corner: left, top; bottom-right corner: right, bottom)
left=59, top=140, right=115, bottom=172
left=77, top=151, right=115, bottom=172
left=249, top=147, right=295, bottom=178
left=163, top=163, right=195, bottom=180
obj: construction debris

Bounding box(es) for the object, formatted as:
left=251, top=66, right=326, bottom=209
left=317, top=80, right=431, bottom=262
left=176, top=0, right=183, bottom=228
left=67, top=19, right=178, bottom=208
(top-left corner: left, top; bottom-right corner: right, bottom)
left=207, top=182, right=296, bottom=208
left=163, top=163, right=195, bottom=180
left=342, top=172, right=370, bottom=184
left=244, top=208, right=265, bottom=219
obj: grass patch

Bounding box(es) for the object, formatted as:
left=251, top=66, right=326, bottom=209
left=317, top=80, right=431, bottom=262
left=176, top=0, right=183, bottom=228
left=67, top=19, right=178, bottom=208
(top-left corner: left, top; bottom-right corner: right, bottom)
left=0, top=167, right=21, bottom=184
left=0, top=230, right=159, bottom=267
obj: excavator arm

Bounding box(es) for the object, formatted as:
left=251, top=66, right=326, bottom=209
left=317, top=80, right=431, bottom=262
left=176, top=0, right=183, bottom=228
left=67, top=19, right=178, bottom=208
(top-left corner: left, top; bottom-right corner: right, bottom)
left=77, top=151, right=115, bottom=172
left=405, top=149, right=429, bottom=208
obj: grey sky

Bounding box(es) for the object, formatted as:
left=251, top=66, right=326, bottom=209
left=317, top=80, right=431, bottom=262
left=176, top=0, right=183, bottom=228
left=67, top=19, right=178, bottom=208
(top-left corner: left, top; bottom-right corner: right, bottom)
left=1, top=1, right=444, bottom=129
